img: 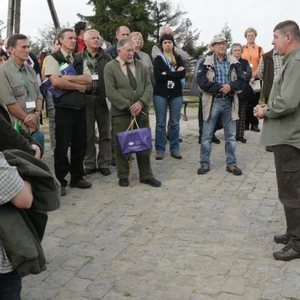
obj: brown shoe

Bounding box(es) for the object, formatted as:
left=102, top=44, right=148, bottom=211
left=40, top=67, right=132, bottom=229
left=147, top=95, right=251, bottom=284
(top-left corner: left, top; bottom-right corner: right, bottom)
left=226, top=165, right=242, bottom=176
left=70, top=179, right=92, bottom=189
left=98, top=168, right=111, bottom=176
left=197, top=165, right=210, bottom=175
left=156, top=152, right=164, bottom=160
left=273, top=246, right=300, bottom=261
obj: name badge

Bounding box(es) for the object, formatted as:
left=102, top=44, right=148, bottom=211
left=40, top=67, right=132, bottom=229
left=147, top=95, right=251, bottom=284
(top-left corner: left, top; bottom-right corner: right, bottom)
left=250, top=63, right=253, bottom=68
left=92, top=74, right=99, bottom=80
left=26, top=101, right=36, bottom=109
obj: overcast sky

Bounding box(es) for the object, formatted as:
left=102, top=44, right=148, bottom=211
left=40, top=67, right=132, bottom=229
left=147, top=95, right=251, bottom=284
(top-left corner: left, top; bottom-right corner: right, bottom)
left=0, top=0, right=299, bottom=53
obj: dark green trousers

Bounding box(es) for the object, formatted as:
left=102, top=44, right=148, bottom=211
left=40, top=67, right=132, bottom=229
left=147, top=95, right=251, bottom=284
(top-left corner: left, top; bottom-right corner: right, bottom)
left=112, top=114, right=153, bottom=180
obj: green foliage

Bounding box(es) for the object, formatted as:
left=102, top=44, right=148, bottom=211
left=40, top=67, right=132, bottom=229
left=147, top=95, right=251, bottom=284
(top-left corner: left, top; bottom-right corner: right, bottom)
left=221, top=22, right=232, bottom=49
left=79, top=0, right=155, bottom=53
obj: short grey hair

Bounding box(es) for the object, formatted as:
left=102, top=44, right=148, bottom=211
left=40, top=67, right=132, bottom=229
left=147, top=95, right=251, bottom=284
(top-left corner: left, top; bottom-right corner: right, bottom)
left=117, top=38, right=134, bottom=50
left=84, top=29, right=100, bottom=41
left=230, top=43, right=243, bottom=54
left=159, top=26, right=173, bottom=37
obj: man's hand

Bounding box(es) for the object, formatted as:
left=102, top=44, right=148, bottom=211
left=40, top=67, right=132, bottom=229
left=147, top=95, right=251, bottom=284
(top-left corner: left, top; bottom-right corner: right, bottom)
left=62, top=75, right=74, bottom=81
left=253, top=104, right=266, bottom=119
left=250, top=77, right=255, bottom=83
left=77, top=84, right=87, bottom=93
left=219, top=84, right=231, bottom=94
left=24, top=113, right=38, bottom=129
left=177, top=66, right=185, bottom=71
left=130, top=101, right=143, bottom=116
left=31, top=144, right=41, bottom=159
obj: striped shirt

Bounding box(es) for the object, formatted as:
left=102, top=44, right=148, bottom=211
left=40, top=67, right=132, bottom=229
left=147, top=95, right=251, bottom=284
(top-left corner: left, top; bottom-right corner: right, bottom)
left=257, top=50, right=283, bottom=80
left=0, top=152, right=24, bottom=273
left=214, top=55, right=231, bottom=84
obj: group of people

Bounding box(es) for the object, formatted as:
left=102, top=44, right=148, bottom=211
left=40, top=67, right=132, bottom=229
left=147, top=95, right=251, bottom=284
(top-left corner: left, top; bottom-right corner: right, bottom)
left=1, top=18, right=300, bottom=299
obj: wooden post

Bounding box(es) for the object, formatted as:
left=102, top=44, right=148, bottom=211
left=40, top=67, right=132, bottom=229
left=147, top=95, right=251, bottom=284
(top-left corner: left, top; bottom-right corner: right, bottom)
left=14, top=0, right=21, bottom=33
left=6, top=0, right=15, bottom=37
left=47, top=0, right=61, bottom=31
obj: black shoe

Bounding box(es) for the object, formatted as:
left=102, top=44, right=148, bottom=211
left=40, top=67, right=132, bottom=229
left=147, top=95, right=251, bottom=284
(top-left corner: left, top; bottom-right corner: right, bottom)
left=61, top=186, right=67, bottom=197
left=251, top=125, right=260, bottom=132
left=179, top=137, right=183, bottom=143
left=198, top=136, right=202, bottom=144
left=212, top=135, right=221, bottom=144
left=273, top=246, right=300, bottom=261
left=274, top=233, right=290, bottom=245
left=70, top=179, right=92, bottom=189
left=266, top=146, right=273, bottom=152
left=236, top=137, right=247, bottom=143
left=111, top=158, right=116, bottom=166
left=140, top=178, right=162, bottom=187
left=98, top=168, right=111, bottom=176
left=84, top=168, right=97, bottom=176
left=119, top=178, right=129, bottom=187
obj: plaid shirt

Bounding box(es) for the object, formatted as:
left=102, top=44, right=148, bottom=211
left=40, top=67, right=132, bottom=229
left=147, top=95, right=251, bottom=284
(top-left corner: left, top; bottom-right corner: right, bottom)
left=257, top=50, right=283, bottom=80
left=84, top=50, right=100, bottom=93
left=0, top=152, right=24, bottom=274
left=214, top=55, right=231, bottom=84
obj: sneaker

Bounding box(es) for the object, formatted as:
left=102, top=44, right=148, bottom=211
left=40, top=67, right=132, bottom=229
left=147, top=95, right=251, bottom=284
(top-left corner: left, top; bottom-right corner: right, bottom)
left=171, top=152, right=182, bottom=159
left=197, top=165, right=210, bottom=175
left=98, top=168, right=111, bottom=176
left=156, top=152, right=164, bottom=160
left=70, top=179, right=92, bottom=189
left=226, top=165, right=242, bottom=176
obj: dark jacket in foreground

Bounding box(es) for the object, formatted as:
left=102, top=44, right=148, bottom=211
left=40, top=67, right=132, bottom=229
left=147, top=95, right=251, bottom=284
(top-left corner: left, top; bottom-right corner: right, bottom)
left=0, top=150, right=60, bottom=277
left=0, top=102, right=43, bottom=156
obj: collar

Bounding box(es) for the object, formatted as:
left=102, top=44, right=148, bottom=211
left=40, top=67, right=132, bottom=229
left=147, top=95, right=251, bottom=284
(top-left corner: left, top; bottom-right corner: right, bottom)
left=84, top=48, right=101, bottom=58
left=214, top=53, right=227, bottom=62
left=9, top=57, right=25, bottom=71
left=116, top=56, right=133, bottom=66
left=244, top=43, right=257, bottom=49
left=60, top=48, right=73, bottom=59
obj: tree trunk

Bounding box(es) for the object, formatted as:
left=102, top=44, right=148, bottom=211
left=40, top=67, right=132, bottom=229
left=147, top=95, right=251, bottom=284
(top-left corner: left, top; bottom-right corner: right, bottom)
left=6, top=0, right=15, bottom=37
left=47, top=0, right=61, bottom=31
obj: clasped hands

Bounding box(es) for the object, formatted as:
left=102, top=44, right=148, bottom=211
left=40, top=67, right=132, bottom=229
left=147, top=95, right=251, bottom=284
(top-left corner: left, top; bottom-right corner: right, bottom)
left=253, top=104, right=266, bottom=119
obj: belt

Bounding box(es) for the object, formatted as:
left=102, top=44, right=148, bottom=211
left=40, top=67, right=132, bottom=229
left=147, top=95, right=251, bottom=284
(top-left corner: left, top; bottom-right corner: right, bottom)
left=213, top=93, right=232, bottom=99
left=86, top=91, right=99, bottom=96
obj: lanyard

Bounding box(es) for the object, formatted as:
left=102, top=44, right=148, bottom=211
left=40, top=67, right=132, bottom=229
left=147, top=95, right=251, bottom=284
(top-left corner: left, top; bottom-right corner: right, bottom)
left=85, top=52, right=97, bottom=70
left=8, top=58, right=31, bottom=96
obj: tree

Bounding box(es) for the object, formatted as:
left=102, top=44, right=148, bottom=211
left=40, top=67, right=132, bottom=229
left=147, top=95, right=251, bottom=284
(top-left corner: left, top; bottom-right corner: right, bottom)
left=150, top=0, right=187, bottom=43
left=79, top=0, right=155, bottom=53
left=221, top=22, right=232, bottom=49
left=0, top=20, right=6, bottom=36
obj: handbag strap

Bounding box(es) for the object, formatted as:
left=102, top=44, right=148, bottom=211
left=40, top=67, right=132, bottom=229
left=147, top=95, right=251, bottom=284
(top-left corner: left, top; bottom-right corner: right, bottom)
left=125, top=116, right=140, bottom=132
left=160, top=54, right=176, bottom=72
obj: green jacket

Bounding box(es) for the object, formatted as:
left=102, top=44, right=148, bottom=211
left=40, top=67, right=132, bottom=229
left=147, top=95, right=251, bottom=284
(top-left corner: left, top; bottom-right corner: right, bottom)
left=261, top=46, right=300, bottom=148
left=0, top=150, right=60, bottom=277
left=104, top=59, right=153, bottom=117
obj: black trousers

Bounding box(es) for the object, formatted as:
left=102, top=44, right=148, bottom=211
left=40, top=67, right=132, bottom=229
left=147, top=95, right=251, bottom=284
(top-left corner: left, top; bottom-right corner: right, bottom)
left=246, top=91, right=260, bottom=127
left=54, top=107, right=87, bottom=186
left=273, top=145, right=300, bottom=251
left=0, top=270, right=22, bottom=300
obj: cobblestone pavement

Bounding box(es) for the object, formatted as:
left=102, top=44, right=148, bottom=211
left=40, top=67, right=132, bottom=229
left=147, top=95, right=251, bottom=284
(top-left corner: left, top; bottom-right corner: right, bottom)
left=22, top=107, right=300, bottom=300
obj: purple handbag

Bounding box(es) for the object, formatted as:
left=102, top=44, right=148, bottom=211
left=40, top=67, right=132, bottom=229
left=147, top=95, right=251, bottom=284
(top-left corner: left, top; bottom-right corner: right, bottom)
left=115, top=117, right=152, bottom=155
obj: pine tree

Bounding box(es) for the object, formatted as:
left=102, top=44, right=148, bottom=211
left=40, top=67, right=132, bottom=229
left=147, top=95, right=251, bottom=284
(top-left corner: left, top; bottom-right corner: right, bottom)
left=221, top=22, right=233, bottom=49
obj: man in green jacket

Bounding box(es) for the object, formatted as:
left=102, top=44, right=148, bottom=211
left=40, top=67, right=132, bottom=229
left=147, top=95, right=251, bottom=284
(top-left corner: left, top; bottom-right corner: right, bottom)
left=254, top=20, right=300, bottom=261
left=104, top=38, right=161, bottom=187
left=0, top=151, right=33, bottom=299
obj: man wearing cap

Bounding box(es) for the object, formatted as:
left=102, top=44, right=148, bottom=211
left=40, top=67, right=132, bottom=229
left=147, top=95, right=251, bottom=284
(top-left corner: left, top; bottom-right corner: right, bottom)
left=197, top=34, right=245, bottom=175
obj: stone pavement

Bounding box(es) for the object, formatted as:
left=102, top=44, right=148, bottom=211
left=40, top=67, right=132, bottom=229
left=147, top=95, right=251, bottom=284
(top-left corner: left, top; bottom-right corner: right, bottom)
left=22, top=107, right=300, bottom=300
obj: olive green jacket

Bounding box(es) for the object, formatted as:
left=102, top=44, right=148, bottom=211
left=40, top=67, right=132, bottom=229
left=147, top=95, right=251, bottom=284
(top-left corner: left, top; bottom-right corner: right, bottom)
left=261, top=46, right=300, bottom=148
left=0, top=150, right=60, bottom=277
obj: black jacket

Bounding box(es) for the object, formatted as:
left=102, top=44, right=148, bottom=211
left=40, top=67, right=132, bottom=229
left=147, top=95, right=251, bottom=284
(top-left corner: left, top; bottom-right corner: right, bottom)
left=50, top=50, right=86, bottom=110
left=153, top=54, right=186, bottom=98
left=75, top=47, right=112, bottom=105
left=237, top=57, right=255, bottom=100
left=0, top=104, right=43, bottom=156
left=106, top=43, right=140, bottom=60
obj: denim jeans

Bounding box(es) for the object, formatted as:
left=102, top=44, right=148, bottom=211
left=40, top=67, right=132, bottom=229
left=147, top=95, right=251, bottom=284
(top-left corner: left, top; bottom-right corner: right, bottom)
left=0, top=270, right=22, bottom=300
left=200, top=97, right=237, bottom=166
left=153, top=95, right=183, bottom=153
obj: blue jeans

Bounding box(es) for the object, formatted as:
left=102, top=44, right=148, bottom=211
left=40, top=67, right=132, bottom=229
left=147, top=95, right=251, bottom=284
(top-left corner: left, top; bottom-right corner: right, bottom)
left=200, top=98, right=237, bottom=166
left=153, top=95, right=183, bottom=153
left=0, top=270, right=22, bottom=300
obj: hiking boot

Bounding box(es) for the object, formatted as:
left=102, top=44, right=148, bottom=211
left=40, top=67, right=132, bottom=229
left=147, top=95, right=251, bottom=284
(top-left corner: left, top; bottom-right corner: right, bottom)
left=197, top=165, right=210, bottom=175
left=156, top=152, right=164, bottom=160
left=171, top=152, right=182, bottom=159
left=226, top=165, right=242, bottom=176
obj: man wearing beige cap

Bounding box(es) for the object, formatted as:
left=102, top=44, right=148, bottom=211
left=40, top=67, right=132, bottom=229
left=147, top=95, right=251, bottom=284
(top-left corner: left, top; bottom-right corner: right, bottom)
left=197, top=34, right=246, bottom=175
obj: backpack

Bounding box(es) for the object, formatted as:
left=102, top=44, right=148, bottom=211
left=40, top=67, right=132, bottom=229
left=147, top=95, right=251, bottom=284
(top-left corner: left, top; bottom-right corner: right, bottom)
left=190, top=55, right=205, bottom=97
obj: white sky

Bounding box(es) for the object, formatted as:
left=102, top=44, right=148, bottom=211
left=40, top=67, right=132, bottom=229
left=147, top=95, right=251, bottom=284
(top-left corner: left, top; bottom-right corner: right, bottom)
left=0, top=0, right=299, bottom=53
